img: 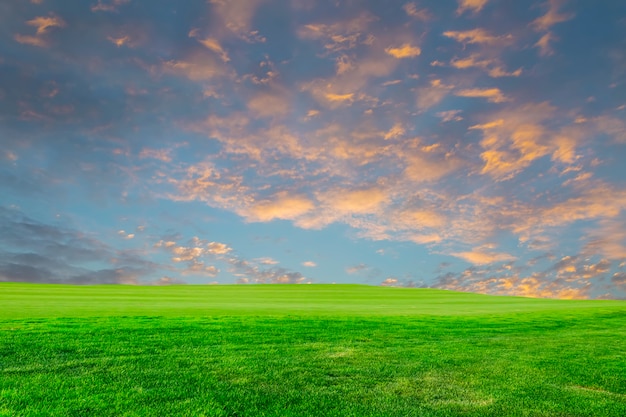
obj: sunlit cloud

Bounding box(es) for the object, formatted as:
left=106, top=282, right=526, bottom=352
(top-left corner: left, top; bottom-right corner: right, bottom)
left=450, top=55, right=522, bottom=77
left=443, top=28, right=513, bottom=45
left=531, top=0, right=574, bottom=31
left=246, top=192, right=315, bottom=223
left=385, top=44, right=422, bottom=59
left=26, top=14, right=65, bottom=35
left=452, top=248, right=516, bottom=265
left=455, top=87, right=509, bottom=103
left=107, top=35, right=131, bottom=47
left=189, top=29, right=231, bottom=63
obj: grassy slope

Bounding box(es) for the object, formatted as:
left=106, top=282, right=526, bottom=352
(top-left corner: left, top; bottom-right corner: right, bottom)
left=1, top=283, right=625, bottom=416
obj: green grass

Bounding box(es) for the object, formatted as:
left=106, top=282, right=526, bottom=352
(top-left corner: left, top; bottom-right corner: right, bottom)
left=1, top=283, right=625, bottom=416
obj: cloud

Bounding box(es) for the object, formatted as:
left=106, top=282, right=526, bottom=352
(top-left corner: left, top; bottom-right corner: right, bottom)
left=207, top=242, right=232, bottom=255
left=531, top=0, right=574, bottom=32
left=117, top=230, right=135, bottom=240
left=256, top=257, right=279, bottom=265
left=433, top=267, right=589, bottom=299
left=247, top=87, right=292, bottom=118
left=451, top=248, right=516, bottom=265
left=437, top=110, right=463, bottom=122
left=0, top=207, right=160, bottom=284
left=385, top=44, right=421, bottom=59
left=302, top=261, right=317, bottom=267
left=14, top=14, right=65, bottom=48
left=455, top=88, right=509, bottom=103
left=139, top=148, right=172, bottom=163
left=152, top=276, right=187, bottom=285
left=325, top=93, right=354, bottom=103
left=14, top=34, right=47, bottom=47
left=457, top=0, right=489, bottom=15
left=318, top=187, right=387, bottom=215
left=107, top=35, right=134, bottom=48
left=208, top=0, right=265, bottom=41
left=227, top=257, right=309, bottom=284
left=534, top=32, right=556, bottom=56
left=531, top=0, right=574, bottom=56
left=346, top=264, right=368, bottom=274
left=91, top=0, right=129, bottom=13
left=26, top=14, right=65, bottom=35
left=384, top=123, right=406, bottom=140
left=189, top=30, right=230, bottom=62
left=450, top=55, right=522, bottom=77
left=163, top=52, right=229, bottom=81
left=246, top=192, right=314, bottom=222
left=298, top=13, right=376, bottom=52
left=403, top=3, right=431, bottom=21
left=443, top=29, right=512, bottom=45
left=381, top=277, right=399, bottom=286
left=416, top=79, right=454, bottom=110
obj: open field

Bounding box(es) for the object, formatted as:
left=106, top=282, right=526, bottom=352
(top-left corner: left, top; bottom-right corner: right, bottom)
left=1, top=283, right=625, bottom=416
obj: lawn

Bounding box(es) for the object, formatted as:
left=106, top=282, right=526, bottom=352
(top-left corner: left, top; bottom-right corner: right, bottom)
left=0, top=283, right=625, bottom=416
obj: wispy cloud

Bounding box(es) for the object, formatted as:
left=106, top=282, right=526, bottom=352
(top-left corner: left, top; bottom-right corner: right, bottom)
left=443, top=29, right=513, bottom=45
left=457, top=0, right=490, bottom=15
left=455, top=87, right=510, bottom=103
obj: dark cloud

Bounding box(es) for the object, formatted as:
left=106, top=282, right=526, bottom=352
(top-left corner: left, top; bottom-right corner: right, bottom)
left=0, top=206, right=161, bottom=284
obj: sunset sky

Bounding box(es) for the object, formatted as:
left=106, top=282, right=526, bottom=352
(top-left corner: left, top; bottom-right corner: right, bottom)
left=1, top=0, right=626, bottom=299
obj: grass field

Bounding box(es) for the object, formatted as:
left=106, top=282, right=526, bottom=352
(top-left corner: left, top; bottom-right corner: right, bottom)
left=1, top=283, right=625, bottom=416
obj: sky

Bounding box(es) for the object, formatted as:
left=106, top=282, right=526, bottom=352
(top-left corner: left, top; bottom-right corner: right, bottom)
left=1, top=0, right=626, bottom=299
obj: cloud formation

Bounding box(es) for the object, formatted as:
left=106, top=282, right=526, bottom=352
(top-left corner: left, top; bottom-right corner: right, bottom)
left=1, top=0, right=624, bottom=298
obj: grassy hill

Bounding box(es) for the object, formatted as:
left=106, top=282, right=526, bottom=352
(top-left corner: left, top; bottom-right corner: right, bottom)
left=1, top=283, right=625, bottom=416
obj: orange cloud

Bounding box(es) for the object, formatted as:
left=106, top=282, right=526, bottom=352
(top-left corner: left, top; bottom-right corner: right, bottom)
left=107, top=35, right=131, bottom=47
left=385, top=44, right=422, bottom=59
left=384, top=123, right=405, bottom=140
left=443, top=28, right=512, bottom=45
left=325, top=92, right=355, bottom=103
left=14, top=34, right=47, bottom=47
left=247, top=192, right=314, bottom=222
left=532, top=0, right=574, bottom=32
left=452, top=249, right=516, bottom=265
left=190, top=30, right=230, bottom=62
left=535, top=32, right=556, bottom=56
left=319, top=187, right=387, bottom=215
left=451, top=55, right=522, bottom=77
left=26, top=14, right=65, bottom=35
left=455, top=88, right=509, bottom=103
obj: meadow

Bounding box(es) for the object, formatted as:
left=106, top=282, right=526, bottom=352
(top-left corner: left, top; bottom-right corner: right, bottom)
left=0, top=283, right=625, bottom=416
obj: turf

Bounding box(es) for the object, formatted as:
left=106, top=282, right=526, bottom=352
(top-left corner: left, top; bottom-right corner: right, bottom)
left=1, top=283, right=625, bottom=416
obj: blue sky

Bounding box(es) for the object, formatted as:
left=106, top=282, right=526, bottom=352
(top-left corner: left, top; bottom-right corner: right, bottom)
left=1, top=0, right=626, bottom=299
